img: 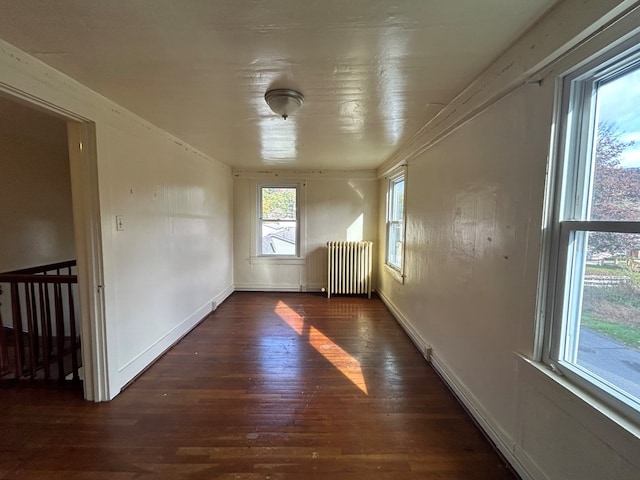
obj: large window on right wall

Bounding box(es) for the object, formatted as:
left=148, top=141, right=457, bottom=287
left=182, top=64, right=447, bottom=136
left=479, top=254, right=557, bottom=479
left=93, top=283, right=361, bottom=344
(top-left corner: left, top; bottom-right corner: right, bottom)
left=544, top=37, right=640, bottom=421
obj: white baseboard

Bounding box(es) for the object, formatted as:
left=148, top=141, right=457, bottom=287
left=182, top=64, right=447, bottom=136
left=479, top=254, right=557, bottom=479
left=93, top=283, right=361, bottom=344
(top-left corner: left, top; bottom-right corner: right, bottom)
left=377, top=289, right=431, bottom=359
left=304, top=283, right=326, bottom=292
left=234, top=283, right=305, bottom=292
left=430, top=353, right=542, bottom=480
left=377, top=288, right=541, bottom=480
left=115, top=285, right=237, bottom=396
left=115, top=298, right=212, bottom=393
left=212, top=284, right=235, bottom=310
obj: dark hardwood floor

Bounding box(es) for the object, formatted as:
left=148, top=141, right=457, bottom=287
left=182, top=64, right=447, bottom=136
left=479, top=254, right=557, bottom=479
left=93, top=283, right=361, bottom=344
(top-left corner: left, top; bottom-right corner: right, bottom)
left=0, top=292, right=516, bottom=479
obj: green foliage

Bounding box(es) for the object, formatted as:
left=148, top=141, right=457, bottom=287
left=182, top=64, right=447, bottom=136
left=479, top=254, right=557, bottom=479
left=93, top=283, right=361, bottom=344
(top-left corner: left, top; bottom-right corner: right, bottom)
left=584, top=283, right=640, bottom=310
left=585, top=264, right=625, bottom=276
left=585, top=264, right=640, bottom=286
left=582, top=314, right=640, bottom=350
left=261, top=187, right=296, bottom=220
left=581, top=280, right=640, bottom=351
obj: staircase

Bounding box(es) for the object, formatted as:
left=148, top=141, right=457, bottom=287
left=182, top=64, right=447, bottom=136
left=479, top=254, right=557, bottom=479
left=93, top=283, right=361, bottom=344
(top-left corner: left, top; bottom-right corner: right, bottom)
left=0, top=260, right=81, bottom=383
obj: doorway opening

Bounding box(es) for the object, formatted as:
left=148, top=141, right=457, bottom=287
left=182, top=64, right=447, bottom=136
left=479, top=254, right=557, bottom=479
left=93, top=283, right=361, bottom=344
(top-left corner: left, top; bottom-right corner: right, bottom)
left=0, top=91, right=106, bottom=401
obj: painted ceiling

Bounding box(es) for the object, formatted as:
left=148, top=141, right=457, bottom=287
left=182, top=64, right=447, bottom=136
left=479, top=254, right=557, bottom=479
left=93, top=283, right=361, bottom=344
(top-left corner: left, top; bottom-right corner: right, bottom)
left=0, top=0, right=557, bottom=169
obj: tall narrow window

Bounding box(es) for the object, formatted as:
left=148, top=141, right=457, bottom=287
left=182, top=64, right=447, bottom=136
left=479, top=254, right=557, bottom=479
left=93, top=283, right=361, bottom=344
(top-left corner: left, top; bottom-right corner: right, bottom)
left=545, top=42, right=640, bottom=419
left=386, top=173, right=405, bottom=271
left=258, top=185, right=298, bottom=256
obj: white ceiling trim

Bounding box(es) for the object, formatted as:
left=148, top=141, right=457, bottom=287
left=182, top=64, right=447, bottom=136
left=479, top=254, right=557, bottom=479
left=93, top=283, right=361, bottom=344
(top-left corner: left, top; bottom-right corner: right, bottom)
left=376, top=0, right=640, bottom=178
left=232, top=168, right=377, bottom=180
left=0, top=1, right=559, bottom=171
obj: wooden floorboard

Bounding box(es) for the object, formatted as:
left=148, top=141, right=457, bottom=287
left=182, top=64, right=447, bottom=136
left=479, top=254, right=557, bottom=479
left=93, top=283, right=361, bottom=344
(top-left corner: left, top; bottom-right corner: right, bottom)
left=0, top=292, right=516, bottom=479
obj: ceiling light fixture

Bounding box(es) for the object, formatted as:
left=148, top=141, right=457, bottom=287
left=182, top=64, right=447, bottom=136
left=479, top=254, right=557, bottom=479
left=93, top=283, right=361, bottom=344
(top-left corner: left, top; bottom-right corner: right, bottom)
left=265, top=88, right=304, bottom=120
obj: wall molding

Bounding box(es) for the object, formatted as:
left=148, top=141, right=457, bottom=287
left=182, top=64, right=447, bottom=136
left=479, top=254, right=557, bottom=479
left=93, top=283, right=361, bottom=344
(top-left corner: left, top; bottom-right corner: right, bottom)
left=430, top=352, right=545, bottom=480
left=115, top=292, right=227, bottom=396
left=518, top=355, right=640, bottom=463
left=377, top=288, right=544, bottom=480
left=212, top=284, right=235, bottom=310
left=117, top=288, right=238, bottom=395
left=234, top=285, right=327, bottom=293
left=0, top=40, right=230, bottom=172
left=233, top=284, right=337, bottom=294
left=234, top=283, right=305, bottom=292
left=376, top=0, right=640, bottom=178
left=376, top=289, right=430, bottom=358
left=249, top=256, right=306, bottom=265
left=304, top=283, right=326, bottom=293
left=232, top=168, right=377, bottom=180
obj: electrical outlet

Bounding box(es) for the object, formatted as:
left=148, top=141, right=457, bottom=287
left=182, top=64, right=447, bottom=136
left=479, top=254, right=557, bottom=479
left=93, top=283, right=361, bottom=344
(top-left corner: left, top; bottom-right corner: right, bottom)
left=424, top=346, right=433, bottom=362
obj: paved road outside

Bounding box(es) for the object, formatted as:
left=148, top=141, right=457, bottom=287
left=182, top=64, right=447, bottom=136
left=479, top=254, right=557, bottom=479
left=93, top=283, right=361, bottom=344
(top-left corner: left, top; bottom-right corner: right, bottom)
left=578, top=328, right=640, bottom=401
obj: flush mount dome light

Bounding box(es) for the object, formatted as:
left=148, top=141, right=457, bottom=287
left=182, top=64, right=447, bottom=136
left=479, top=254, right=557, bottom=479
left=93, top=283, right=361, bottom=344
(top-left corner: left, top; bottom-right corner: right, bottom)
left=265, top=88, right=304, bottom=119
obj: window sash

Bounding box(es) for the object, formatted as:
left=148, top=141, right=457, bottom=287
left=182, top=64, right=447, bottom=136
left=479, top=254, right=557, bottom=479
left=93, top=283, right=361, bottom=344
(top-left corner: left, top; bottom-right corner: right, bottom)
left=258, top=185, right=299, bottom=257
left=542, top=34, right=640, bottom=423
left=551, top=222, right=640, bottom=415
left=385, top=173, right=405, bottom=272
left=386, top=220, right=403, bottom=269
left=389, top=177, right=405, bottom=222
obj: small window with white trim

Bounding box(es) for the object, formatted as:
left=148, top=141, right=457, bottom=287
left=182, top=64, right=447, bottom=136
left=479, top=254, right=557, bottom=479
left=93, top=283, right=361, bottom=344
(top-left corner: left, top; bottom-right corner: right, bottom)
left=386, top=172, right=406, bottom=273
left=258, top=185, right=298, bottom=256
left=544, top=39, right=640, bottom=419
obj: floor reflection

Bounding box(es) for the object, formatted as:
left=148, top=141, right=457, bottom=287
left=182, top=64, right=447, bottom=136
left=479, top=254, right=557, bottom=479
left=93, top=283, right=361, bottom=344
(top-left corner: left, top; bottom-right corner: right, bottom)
left=274, top=300, right=369, bottom=394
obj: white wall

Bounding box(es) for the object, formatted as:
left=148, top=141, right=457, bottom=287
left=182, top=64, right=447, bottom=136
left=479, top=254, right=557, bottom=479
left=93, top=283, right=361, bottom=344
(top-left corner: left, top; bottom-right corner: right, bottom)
left=0, top=97, right=75, bottom=272
left=102, top=122, right=234, bottom=390
left=233, top=170, right=378, bottom=291
left=0, top=39, right=234, bottom=399
left=0, top=97, right=76, bottom=329
left=376, top=2, right=640, bottom=479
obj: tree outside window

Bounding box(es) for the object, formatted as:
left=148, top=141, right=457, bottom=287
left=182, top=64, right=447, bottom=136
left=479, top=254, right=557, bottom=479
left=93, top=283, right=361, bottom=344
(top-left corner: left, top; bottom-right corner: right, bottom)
left=546, top=54, right=640, bottom=416
left=259, top=186, right=298, bottom=256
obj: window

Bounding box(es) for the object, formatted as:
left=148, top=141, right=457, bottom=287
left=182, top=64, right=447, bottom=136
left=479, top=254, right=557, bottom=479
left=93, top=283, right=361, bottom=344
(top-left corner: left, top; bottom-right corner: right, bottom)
left=386, top=172, right=405, bottom=272
left=258, top=185, right=298, bottom=256
left=545, top=41, right=640, bottom=419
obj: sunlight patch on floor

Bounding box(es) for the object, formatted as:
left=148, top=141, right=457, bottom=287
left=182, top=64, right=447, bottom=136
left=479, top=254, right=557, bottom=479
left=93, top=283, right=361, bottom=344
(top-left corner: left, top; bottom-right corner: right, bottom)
left=308, top=326, right=368, bottom=394
left=275, top=301, right=304, bottom=335
left=274, top=300, right=368, bottom=394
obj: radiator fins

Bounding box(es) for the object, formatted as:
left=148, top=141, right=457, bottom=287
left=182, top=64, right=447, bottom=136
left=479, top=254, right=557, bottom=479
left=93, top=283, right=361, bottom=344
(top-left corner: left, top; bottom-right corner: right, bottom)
left=326, top=241, right=372, bottom=299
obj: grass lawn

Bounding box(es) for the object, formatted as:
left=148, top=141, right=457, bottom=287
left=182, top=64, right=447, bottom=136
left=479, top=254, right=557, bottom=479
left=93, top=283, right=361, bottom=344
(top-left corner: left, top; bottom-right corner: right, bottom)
left=582, top=313, right=640, bottom=350
left=586, top=264, right=640, bottom=286
left=580, top=263, right=640, bottom=349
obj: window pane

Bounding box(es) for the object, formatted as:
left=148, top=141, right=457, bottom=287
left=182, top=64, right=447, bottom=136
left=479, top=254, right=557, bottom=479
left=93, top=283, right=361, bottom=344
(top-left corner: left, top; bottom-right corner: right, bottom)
left=590, top=66, right=640, bottom=221
left=568, top=231, right=640, bottom=402
left=390, top=178, right=405, bottom=222
left=261, top=220, right=296, bottom=255
left=388, top=222, right=403, bottom=268
left=261, top=187, right=296, bottom=220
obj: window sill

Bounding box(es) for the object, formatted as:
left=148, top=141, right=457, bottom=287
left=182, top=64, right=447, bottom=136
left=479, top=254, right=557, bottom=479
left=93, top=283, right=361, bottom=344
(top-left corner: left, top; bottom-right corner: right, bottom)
left=517, top=354, right=640, bottom=450
left=384, top=263, right=405, bottom=284
left=250, top=256, right=305, bottom=265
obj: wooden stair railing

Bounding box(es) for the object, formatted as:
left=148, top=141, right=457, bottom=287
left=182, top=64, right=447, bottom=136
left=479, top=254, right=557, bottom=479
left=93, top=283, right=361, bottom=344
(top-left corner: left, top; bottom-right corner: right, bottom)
left=0, top=260, right=80, bottom=383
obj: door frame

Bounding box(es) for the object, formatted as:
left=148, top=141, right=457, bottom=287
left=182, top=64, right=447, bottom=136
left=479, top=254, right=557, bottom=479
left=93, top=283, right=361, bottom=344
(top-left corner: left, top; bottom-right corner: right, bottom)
left=0, top=85, right=109, bottom=401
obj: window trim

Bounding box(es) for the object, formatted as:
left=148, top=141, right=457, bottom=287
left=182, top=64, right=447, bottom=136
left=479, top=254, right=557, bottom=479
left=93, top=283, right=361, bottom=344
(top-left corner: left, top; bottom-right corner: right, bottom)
left=257, top=183, right=300, bottom=258
left=385, top=169, right=407, bottom=283
left=542, top=36, right=640, bottom=423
